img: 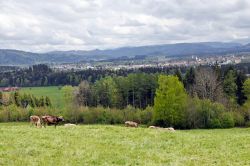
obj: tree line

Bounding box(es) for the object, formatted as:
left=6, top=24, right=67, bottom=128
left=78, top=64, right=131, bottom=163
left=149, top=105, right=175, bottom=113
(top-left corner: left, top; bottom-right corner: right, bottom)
left=70, top=65, right=248, bottom=108
left=73, top=73, right=157, bottom=109
left=1, top=63, right=250, bottom=87
left=0, top=91, right=52, bottom=108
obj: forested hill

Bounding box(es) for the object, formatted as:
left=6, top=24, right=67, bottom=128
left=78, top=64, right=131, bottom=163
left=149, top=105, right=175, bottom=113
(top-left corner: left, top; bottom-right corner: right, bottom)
left=1, top=63, right=250, bottom=88
left=1, top=42, right=250, bottom=65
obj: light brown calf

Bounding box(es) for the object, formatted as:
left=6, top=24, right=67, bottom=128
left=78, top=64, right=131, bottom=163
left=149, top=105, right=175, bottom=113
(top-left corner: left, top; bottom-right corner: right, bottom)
left=125, top=121, right=138, bottom=127
left=30, top=115, right=41, bottom=128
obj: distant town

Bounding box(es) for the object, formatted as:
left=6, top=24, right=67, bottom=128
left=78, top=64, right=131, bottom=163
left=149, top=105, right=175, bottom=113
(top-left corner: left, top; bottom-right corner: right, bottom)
left=50, top=53, right=248, bottom=71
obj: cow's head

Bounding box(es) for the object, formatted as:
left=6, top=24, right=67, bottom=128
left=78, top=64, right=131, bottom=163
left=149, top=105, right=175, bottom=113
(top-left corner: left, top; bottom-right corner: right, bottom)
left=58, top=116, right=64, bottom=122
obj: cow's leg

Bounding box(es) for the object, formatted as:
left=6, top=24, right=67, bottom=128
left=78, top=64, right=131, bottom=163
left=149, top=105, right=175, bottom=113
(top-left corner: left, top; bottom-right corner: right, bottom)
left=33, top=122, right=36, bottom=127
left=30, top=121, right=33, bottom=127
left=40, top=121, right=44, bottom=128
left=37, top=120, right=41, bottom=128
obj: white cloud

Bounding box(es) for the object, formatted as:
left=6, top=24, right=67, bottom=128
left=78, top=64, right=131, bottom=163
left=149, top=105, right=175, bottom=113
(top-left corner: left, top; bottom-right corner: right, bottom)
left=0, top=0, right=249, bottom=52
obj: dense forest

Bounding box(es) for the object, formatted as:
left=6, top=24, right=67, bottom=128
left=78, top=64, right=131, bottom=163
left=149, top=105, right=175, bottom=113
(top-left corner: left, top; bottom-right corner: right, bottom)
left=1, top=63, right=250, bottom=87
left=0, top=64, right=180, bottom=87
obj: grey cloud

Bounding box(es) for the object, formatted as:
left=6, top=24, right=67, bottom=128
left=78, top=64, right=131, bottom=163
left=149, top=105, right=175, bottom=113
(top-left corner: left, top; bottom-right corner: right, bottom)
left=0, top=0, right=249, bottom=52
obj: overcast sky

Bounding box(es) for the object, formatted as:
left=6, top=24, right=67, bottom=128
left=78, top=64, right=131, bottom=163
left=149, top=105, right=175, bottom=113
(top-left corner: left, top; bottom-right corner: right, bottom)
left=0, top=0, right=250, bottom=52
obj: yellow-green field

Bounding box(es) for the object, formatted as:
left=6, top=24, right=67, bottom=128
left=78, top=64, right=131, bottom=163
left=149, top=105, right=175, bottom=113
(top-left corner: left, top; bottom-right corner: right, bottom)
left=0, top=123, right=249, bottom=166
left=19, top=86, right=64, bottom=109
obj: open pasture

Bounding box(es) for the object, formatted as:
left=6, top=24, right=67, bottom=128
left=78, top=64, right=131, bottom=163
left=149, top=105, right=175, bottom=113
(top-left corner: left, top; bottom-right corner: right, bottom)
left=0, top=123, right=249, bottom=166
left=19, top=86, right=64, bottom=109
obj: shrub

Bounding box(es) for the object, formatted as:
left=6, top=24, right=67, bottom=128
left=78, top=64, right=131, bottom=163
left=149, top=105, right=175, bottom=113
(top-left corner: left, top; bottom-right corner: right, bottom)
left=63, top=105, right=82, bottom=123
left=0, top=105, right=30, bottom=122
left=246, top=121, right=250, bottom=127
left=220, top=113, right=235, bottom=128
left=63, top=106, right=153, bottom=125
left=33, top=107, right=60, bottom=117
left=79, top=106, right=124, bottom=124
left=123, top=106, right=140, bottom=123
left=209, top=119, right=221, bottom=128
left=0, top=108, right=8, bottom=122
left=139, top=106, right=153, bottom=125
left=186, top=98, right=225, bottom=129
left=231, top=111, right=245, bottom=127
left=8, top=105, right=20, bottom=121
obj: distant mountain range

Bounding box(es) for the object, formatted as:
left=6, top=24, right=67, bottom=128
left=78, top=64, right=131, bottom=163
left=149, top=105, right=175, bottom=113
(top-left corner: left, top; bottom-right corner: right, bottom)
left=1, top=42, right=250, bottom=65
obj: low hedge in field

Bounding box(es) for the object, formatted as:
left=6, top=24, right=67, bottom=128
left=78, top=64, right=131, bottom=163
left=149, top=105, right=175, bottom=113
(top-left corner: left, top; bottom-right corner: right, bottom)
left=0, top=104, right=249, bottom=129
left=63, top=105, right=153, bottom=125
left=0, top=105, right=153, bottom=125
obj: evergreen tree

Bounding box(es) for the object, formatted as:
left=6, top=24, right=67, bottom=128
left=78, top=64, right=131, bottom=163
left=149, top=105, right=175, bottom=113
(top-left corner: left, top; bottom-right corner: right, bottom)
left=0, top=91, right=3, bottom=106
left=34, top=97, right=40, bottom=107
left=236, top=72, right=247, bottom=105
left=28, top=95, right=36, bottom=108
left=174, top=68, right=183, bottom=83
left=20, top=93, right=29, bottom=108
left=45, top=96, right=52, bottom=107
left=39, top=96, right=45, bottom=107
left=14, top=91, right=21, bottom=107
left=243, top=79, right=250, bottom=98
left=223, top=70, right=237, bottom=99
left=184, top=67, right=195, bottom=95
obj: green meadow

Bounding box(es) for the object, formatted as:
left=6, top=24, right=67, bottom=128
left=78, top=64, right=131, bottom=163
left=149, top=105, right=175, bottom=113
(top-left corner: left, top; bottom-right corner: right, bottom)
left=19, top=86, right=64, bottom=109
left=0, top=123, right=249, bottom=166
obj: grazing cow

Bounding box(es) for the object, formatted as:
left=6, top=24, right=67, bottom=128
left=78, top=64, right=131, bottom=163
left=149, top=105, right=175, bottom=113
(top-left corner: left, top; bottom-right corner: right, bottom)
left=64, top=123, right=77, bottom=127
left=149, top=126, right=175, bottom=131
left=41, top=115, right=64, bottom=128
left=125, top=121, right=138, bottom=127
left=166, top=127, right=175, bottom=132
left=149, top=125, right=159, bottom=129
left=30, top=115, right=41, bottom=128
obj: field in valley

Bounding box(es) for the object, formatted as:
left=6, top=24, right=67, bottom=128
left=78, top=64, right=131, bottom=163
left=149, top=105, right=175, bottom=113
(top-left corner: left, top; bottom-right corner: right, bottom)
left=19, top=86, right=64, bottom=109
left=0, top=123, right=249, bottom=166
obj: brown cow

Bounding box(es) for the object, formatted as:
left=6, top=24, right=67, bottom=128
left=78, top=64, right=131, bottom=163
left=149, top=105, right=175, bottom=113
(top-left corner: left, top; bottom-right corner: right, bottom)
left=30, top=115, right=41, bottom=128
left=125, top=121, right=138, bottom=127
left=41, top=115, right=64, bottom=128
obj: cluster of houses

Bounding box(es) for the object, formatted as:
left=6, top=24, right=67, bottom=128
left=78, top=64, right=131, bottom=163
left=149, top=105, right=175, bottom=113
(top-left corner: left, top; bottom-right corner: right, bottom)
left=0, top=87, right=20, bottom=92
left=49, top=54, right=246, bottom=71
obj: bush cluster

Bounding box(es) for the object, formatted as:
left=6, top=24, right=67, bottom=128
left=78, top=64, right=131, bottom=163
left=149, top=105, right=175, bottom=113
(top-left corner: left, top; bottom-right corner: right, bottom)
left=63, top=105, right=153, bottom=125
left=0, top=105, right=153, bottom=125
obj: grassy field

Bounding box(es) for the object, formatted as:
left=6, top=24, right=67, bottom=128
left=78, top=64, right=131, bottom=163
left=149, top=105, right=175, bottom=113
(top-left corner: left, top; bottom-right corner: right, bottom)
left=19, top=86, right=64, bottom=109
left=0, top=123, right=249, bottom=166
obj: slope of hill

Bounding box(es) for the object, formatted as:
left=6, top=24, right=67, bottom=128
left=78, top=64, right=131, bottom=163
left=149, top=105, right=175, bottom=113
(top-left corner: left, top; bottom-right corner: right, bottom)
left=0, top=42, right=249, bottom=65
left=0, top=49, right=39, bottom=65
